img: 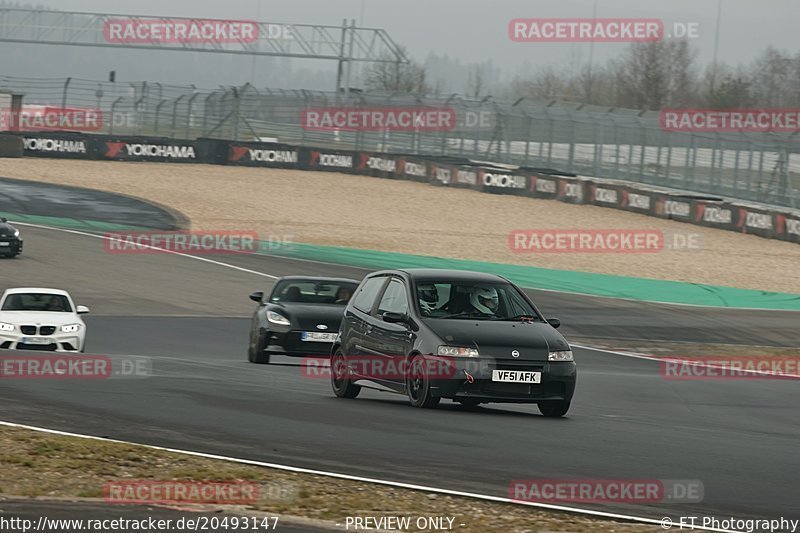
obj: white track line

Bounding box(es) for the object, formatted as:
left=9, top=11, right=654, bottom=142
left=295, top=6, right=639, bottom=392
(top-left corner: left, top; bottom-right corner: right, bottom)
left=0, top=421, right=740, bottom=532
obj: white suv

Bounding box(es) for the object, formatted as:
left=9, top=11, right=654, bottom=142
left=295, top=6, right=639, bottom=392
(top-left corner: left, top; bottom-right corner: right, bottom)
left=0, top=288, right=89, bottom=352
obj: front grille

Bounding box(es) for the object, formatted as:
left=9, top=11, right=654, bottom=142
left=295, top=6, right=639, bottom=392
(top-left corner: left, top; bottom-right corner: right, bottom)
left=20, top=325, right=37, bottom=335
left=40, top=326, right=57, bottom=336
left=16, top=343, right=58, bottom=352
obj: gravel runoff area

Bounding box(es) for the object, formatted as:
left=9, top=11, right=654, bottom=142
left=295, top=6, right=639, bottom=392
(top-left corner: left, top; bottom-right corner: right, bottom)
left=2, top=158, right=799, bottom=295
left=0, top=426, right=664, bottom=533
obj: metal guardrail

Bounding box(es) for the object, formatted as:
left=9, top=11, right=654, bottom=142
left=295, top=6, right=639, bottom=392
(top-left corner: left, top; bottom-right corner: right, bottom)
left=1, top=75, right=798, bottom=208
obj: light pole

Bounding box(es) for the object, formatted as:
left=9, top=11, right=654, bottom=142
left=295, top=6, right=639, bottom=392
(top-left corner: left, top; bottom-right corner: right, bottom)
left=250, top=0, right=262, bottom=85
left=586, top=0, right=599, bottom=103
left=710, top=0, right=723, bottom=93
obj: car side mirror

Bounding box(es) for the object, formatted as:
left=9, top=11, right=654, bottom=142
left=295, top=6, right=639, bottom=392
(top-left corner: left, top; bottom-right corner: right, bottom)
left=249, top=291, right=264, bottom=304
left=382, top=311, right=408, bottom=324
left=547, top=317, right=561, bottom=329
left=77, top=305, right=90, bottom=315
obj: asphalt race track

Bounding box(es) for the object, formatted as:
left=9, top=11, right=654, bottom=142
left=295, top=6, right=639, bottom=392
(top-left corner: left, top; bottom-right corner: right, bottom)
left=1, top=225, right=799, bottom=525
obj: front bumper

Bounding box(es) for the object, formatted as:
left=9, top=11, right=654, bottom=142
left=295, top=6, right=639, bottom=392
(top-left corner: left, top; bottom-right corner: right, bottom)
left=427, top=356, right=577, bottom=404
left=0, top=330, right=83, bottom=352
left=264, top=329, right=336, bottom=356
left=0, top=237, right=22, bottom=255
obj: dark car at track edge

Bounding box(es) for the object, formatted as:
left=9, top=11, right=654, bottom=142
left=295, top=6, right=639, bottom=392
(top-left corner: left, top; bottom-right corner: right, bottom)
left=247, top=276, right=360, bottom=364
left=330, top=269, right=577, bottom=417
left=0, top=217, right=23, bottom=258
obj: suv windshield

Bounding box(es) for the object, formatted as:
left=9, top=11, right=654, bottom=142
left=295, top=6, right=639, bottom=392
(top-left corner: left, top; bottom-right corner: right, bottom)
left=270, top=280, right=359, bottom=305
left=1, top=293, right=73, bottom=312
left=415, top=281, right=542, bottom=321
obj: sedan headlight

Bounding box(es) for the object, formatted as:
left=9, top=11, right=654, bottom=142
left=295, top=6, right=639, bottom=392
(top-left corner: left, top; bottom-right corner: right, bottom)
left=61, top=324, right=81, bottom=333
left=548, top=350, right=574, bottom=362
left=0, top=322, right=15, bottom=332
left=13, top=229, right=19, bottom=237
left=266, top=311, right=291, bottom=326
left=438, top=346, right=479, bottom=358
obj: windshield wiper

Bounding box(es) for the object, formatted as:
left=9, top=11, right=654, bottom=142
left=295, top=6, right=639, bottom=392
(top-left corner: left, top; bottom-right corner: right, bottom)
left=439, top=312, right=498, bottom=320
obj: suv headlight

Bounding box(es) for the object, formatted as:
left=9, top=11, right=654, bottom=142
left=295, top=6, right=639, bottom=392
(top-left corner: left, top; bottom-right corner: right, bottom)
left=61, top=324, right=81, bottom=333
left=267, top=311, right=291, bottom=326
left=548, top=350, right=574, bottom=362
left=13, top=229, right=19, bottom=237
left=438, top=346, right=479, bottom=358
left=0, top=322, right=15, bottom=332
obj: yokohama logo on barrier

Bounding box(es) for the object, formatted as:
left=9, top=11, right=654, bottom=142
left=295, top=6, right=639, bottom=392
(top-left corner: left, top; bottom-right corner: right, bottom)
left=356, top=154, right=397, bottom=173
left=530, top=176, right=557, bottom=195
left=104, top=18, right=259, bottom=44
left=592, top=186, right=619, bottom=205
left=777, top=215, right=800, bottom=241
left=481, top=171, right=527, bottom=189
left=433, top=165, right=452, bottom=185
left=696, top=204, right=733, bottom=225
left=456, top=168, right=478, bottom=186
left=656, top=198, right=692, bottom=218
left=23, top=137, right=87, bottom=154
left=309, top=151, right=354, bottom=169
left=104, top=142, right=196, bottom=160
left=622, top=191, right=652, bottom=211
left=559, top=180, right=584, bottom=202
left=229, top=145, right=299, bottom=166
left=737, top=208, right=774, bottom=231
left=398, top=159, right=428, bottom=179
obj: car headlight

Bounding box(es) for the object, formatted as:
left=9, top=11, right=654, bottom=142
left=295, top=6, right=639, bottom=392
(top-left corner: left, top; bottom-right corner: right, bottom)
left=0, top=322, right=15, bottom=332
left=61, top=324, right=81, bottom=333
left=438, top=346, right=479, bottom=357
left=548, top=350, right=574, bottom=362
left=13, top=229, right=19, bottom=237
left=267, top=311, right=291, bottom=326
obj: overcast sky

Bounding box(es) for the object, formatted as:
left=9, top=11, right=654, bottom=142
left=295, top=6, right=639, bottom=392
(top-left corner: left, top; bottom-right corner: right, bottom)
left=2, top=0, right=797, bottom=91
left=42, top=0, right=798, bottom=69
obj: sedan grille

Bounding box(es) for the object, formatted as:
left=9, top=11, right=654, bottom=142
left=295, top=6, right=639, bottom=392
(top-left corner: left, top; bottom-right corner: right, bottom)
left=40, top=326, right=57, bottom=336
left=20, top=325, right=37, bottom=335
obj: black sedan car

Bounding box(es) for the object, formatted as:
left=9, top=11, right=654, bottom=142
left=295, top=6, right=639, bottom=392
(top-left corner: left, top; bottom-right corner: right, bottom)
left=331, top=269, right=576, bottom=417
left=0, top=218, right=23, bottom=258
left=247, top=276, right=360, bottom=364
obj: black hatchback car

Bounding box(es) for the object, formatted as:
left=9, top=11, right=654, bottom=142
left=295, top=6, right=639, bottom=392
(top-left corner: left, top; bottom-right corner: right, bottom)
left=248, top=276, right=360, bottom=364
left=331, top=269, right=576, bottom=417
left=0, top=217, right=23, bottom=258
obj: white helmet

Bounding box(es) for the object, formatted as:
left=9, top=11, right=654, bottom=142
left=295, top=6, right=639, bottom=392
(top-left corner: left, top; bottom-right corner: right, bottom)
left=418, top=284, right=439, bottom=314
left=470, top=286, right=498, bottom=314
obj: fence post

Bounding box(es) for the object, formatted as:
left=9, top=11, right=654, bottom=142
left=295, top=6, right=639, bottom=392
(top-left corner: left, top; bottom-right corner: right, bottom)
left=109, top=97, right=123, bottom=135
left=154, top=99, right=168, bottom=136
left=61, top=77, right=72, bottom=110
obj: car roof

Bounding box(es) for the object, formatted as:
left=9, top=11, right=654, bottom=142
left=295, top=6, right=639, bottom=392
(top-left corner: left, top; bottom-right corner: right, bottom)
left=374, top=269, right=508, bottom=283
left=276, top=276, right=360, bottom=284
left=2, top=288, right=71, bottom=296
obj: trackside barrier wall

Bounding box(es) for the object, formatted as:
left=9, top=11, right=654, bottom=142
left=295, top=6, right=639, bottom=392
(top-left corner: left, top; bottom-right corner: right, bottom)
left=0, top=134, right=22, bottom=157
left=5, top=132, right=800, bottom=245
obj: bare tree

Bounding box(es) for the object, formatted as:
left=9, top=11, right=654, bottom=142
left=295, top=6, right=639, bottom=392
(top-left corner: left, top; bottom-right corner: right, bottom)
left=363, top=47, right=430, bottom=94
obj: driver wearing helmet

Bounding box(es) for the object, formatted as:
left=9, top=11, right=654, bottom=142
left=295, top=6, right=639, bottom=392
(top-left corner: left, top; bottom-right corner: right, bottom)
left=469, top=286, right=499, bottom=315
left=417, top=284, right=439, bottom=316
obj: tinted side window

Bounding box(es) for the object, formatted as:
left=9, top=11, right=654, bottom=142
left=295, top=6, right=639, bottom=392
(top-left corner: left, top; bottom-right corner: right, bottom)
left=351, top=277, right=387, bottom=313
left=377, top=279, right=409, bottom=315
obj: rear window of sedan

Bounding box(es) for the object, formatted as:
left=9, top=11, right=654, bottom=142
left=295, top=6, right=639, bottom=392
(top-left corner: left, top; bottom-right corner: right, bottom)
left=1, top=293, right=73, bottom=312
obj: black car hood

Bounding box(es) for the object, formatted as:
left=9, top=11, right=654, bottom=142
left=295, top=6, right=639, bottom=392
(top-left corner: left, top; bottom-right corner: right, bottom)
left=423, top=319, right=570, bottom=361
left=0, top=223, right=16, bottom=237
left=269, top=303, right=345, bottom=330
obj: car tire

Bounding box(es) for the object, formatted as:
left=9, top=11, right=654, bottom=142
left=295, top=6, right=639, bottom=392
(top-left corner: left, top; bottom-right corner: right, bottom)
left=247, top=329, right=271, bottom=364
left=406, top=354, right=440, bottom=409
left=331, top=349, right=360, bottom=399
left=538, top=401, right=571, bottom=418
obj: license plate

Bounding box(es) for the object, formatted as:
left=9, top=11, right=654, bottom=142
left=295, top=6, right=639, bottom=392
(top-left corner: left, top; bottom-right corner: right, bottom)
left=21, top=337, right=51, bottom=345
left=492, top=370, right=541, bottom=383
left=301, top=332, right=337, bottom=343
left=0, top=242, right=9, bottom=247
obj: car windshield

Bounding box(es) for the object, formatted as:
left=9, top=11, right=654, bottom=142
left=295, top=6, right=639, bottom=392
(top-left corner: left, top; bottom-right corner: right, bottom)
left=270, top=280, right=359, bottom=305
left=1, top=293, right=73, bottom=312
left=415, top=281, right=542, bottom=321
